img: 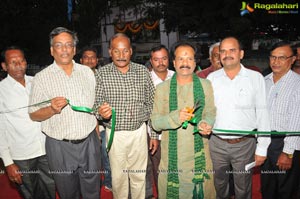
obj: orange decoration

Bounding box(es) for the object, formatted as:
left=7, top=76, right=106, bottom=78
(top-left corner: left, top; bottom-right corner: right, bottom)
left=127, top=22, right=143, bottom=33
left=114, top=20, right=159, bottom=33
left=115, top=22, right=127, bottom=33
left=143, top=20, right=159, bottom=30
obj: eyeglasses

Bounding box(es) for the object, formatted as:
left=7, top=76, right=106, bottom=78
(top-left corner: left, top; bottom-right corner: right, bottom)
left=269, top=55, right=294, bottom=62
left=52, top=42, right=75, bottom=50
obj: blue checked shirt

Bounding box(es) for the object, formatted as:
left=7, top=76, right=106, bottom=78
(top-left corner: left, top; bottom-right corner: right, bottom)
left=265, top=70, right=300, bottom=154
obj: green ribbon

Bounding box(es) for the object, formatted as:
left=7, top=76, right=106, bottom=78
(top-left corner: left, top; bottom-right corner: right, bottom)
left=106, top=108, right=116, bottom=153
left=212, top=128, right=300, bottom=135
left=1, top=99, right=95, bottom=114
left=0, top=100, right=51, bottom=113
left=182, top=117, right=197, bottom=129
left=67, top=99, right=94, bottom=113
left=66, top=100, right=116, bottom=152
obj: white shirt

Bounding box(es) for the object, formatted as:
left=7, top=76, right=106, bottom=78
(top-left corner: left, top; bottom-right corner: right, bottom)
left=150, top=69, right=175, bottom=86
left=265, top=70, right=300, bottom=154
left=207, top=65, right=271, bottom=156
left=150, top=69, right=175, bottom=139
left=0, top=75, right=46, bottom=166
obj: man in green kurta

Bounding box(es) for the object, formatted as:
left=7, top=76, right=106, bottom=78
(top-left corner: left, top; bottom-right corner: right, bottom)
left=151, top=41, right=216, bottom=199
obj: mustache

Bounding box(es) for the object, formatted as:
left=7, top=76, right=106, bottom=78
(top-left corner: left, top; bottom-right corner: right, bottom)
left=223, top=56, right=233, bottom=61
left=116, top=59, right=127, bottom=62
left=179, top=65, right=191, bottom=69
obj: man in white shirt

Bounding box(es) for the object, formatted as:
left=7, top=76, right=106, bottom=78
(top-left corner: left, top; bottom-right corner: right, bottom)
left=147, top=45, right=174, bottom=198
left=0, top=46, right=55, bottom=199
left=207, top=37, right=271, bottom=199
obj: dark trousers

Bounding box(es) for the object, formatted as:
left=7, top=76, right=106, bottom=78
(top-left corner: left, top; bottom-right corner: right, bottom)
left=46, top=130, right=101, bottom=199
left=150, top=140, right=160, bottom=194
left=145, top=135, right=161, bottom=198
left=100, top=130, right=112, bottom=189
left=145, top=134, right=155, bottom=198
left=261, top=136, right=300, bottom=199
left=14, top=155, right=55, bottom=199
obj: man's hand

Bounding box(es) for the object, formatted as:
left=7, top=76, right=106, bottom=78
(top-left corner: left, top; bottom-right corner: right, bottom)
left=179, top=108, right=194, bottom=123
left=255, top=155, right=267, bottom=166
left=50, top=97, right=68, bottom=114
left=149, top=139, right=159, bottom=155
left=98, top=102, right=112, bottom=119
left=276, top=152, right=293, bottom=170
left=198, top=122, right=212, bottom=135
left=6, top=164, right=23, bottom=184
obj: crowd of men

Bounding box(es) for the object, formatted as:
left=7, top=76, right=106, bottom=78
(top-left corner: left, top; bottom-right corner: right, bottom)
left=0, top=26, right=300, bottom=199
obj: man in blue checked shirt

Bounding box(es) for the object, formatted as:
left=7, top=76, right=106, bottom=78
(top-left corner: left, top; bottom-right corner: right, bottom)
left=261, top=41, right=300, bottom=199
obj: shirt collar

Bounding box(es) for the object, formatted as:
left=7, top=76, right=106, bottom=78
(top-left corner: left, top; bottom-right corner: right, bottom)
left=6, top=74, right=30, bottom=88
left=217, top=64, right=248, bottom=77
left=52, top=60, right=77, bottom=72
left=265, top=69, right=292, bottom=83
left=110, top=61, right=136, bottom=73
left=151, top=69, right=174, bottom=81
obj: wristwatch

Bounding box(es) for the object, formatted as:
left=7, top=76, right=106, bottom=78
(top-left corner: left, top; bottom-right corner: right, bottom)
left=284, top=152, right=293, bottom=159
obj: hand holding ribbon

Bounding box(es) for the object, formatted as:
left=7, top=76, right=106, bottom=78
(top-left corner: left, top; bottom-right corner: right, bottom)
left=198, top=122, right=212, bottom=135
left=67, top=99, right=93, bottom=113
left=181, top=100, right=201, bottom=129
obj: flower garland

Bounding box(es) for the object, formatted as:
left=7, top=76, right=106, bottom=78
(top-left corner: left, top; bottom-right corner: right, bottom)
left=114, top=22, right=127, bottom=33
left=167, top=73, right=209, bottom=198
left=143, top=20, right=159, bottom=30
left=127, top=21, right=143, bottom=33
left=114, top=20, right=159, bottom=33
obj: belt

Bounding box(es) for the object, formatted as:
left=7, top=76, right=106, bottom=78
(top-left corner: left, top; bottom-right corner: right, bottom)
left=213, top=134, right=255, bottom=144
left=62, top=137, right=88, bottom=144
left=270, top=130, right=285, bottom=138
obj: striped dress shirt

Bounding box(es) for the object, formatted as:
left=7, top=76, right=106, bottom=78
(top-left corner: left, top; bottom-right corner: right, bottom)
left=29, top=60, right=97, bottom=140
left=265, top=70, right=300, bottom=154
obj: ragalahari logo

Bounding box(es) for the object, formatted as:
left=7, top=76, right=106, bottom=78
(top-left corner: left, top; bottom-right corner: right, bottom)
left=240, top=2, right=255, bottom=16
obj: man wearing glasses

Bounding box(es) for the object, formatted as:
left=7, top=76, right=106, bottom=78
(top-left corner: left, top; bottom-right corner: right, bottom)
left=29, top=27, right=101, bottom=199
left=261, top=41, right=300, bottom=199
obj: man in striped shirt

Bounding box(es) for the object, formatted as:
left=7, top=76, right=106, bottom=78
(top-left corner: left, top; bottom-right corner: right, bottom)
left=29, top=27, right=101, bottom=199
left=261, top=41, right=300, bottom=199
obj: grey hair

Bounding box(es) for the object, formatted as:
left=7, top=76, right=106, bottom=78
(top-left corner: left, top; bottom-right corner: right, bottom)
left=209, top=42, right=220, bottom=57
left=49, top=27, right=79, bottom=46
left=109, top=33, right=131, bottom=48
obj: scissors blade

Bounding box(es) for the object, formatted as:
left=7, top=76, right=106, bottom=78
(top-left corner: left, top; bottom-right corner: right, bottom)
left=193, top=100, right=201, bottom=113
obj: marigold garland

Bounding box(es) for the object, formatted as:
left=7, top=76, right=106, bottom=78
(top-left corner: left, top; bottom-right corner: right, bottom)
left=143, top=20, right=159, bottom=30
left=114, top=22, right=127, bottom=33
left=127, top=21, right=143, bottom=33
left=114, top=20, right=159, bottom=33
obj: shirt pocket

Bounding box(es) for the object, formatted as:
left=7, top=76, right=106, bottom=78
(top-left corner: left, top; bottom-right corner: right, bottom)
left=235, top=88, right=254, bottom=111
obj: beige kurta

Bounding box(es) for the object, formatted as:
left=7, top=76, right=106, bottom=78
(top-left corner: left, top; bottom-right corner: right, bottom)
left=151, top=77, right=216, bottom=198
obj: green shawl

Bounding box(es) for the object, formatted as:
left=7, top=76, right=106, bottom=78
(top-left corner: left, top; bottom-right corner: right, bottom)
left=167, top=73, right=210, bottom=199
